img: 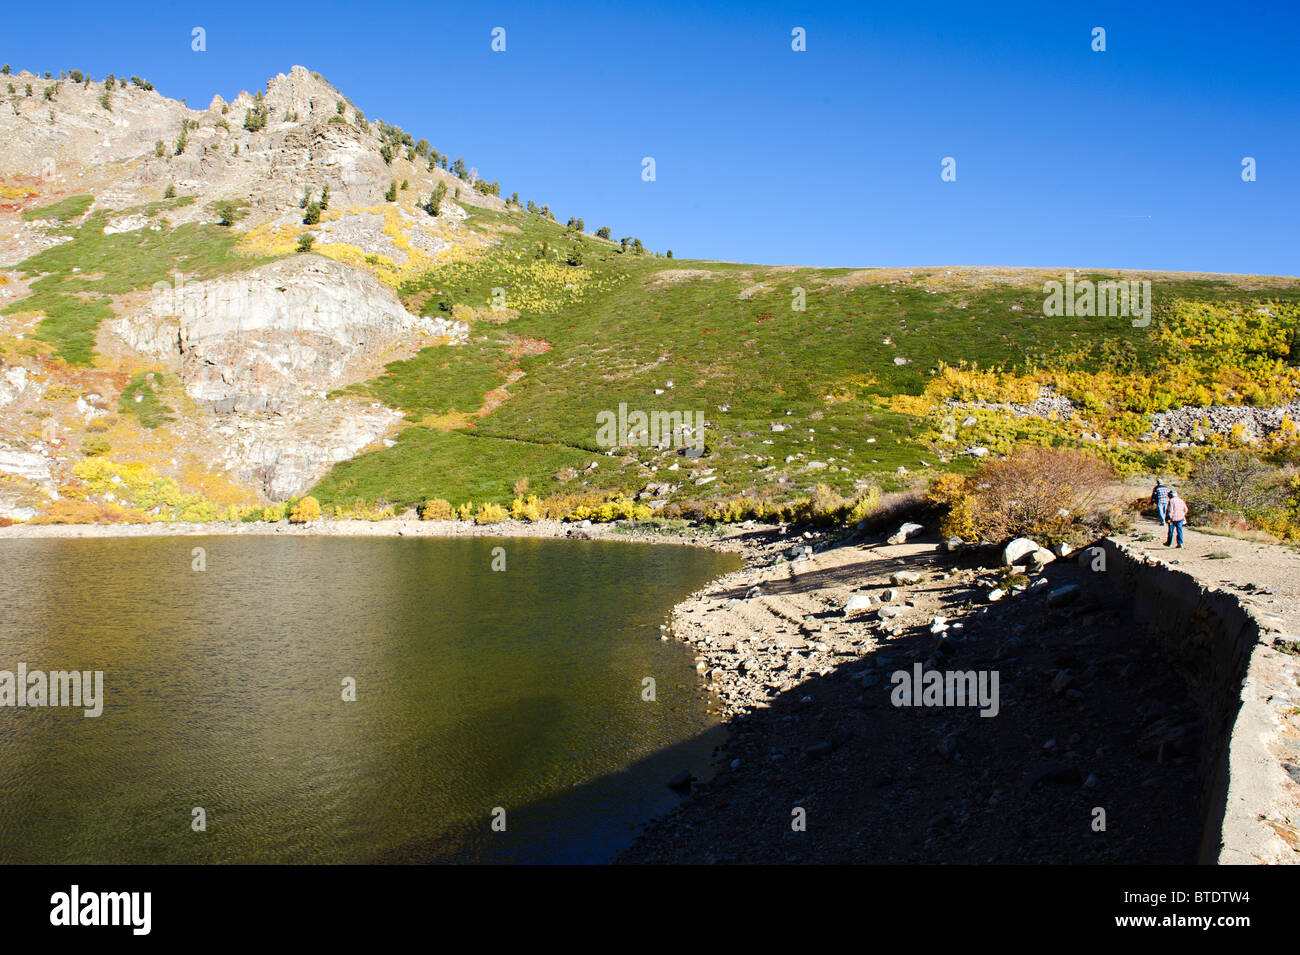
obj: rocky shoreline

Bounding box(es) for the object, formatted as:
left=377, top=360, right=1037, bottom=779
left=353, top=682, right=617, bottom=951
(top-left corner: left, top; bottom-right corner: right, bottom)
left=0, top=516, right=744, bottom=549
left=619, top=523, right=1213, bottom=864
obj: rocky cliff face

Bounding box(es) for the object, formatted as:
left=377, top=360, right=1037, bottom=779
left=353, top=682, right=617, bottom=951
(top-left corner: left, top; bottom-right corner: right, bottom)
left=117, top=255, right=466, bottom=414
left=0, top=65, right=499, bottom=507
left=103, top=253, right=469, bottom=500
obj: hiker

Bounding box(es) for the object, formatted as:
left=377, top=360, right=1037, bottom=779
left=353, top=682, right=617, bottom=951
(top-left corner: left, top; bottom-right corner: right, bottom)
left=1151, top=479, right=1173, bottom=526
left=1165, top=489, right=1188, bottom=548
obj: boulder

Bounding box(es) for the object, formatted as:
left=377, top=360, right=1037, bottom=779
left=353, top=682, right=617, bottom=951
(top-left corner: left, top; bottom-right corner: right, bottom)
left=890, top=570, right=922, bottom=585
left=666, top=770, right=693, bottom=791
left=887, top=522, right=924, bottom=545
left=1002, top=537, right=1042, bottom=566
left=1029, top=548, right=1056, bottom=568
left=1046, top=584, right=1081, bottom=607
left=844, top=594, right=873, bottom=614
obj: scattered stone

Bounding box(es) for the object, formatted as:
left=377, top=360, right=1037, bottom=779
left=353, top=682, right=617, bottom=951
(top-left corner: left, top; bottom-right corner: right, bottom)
left=1002, top=537, right=1042, bottom=566
left=887, top=522, right=924, bottom=545
left=1046, top=584, right=1081, bottom=607
left=987, top=587, right=1005, bottom=603
left=891, top=570, right=922, bottom=585
left=666, top=770, right=694, bottom=791
left=844, top=594, right=873, bottom=614
left=1029, top=548, right=1056, bottom=569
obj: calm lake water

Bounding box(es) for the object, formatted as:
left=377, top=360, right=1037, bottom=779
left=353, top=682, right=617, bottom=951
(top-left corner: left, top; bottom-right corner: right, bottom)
left=0, top=535, right=739, bottom=863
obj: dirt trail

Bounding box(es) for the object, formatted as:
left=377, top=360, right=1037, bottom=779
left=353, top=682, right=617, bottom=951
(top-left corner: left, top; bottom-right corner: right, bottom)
left=1121, top=514, right=1300, bottom=637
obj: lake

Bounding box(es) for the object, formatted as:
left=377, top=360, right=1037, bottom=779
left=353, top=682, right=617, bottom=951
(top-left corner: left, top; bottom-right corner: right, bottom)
left=0, top=534, right=739, bottom=863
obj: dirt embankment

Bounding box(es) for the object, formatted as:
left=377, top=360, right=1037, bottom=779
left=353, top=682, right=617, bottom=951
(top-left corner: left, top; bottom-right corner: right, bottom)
left=620, top=517, right=1300, bottom=865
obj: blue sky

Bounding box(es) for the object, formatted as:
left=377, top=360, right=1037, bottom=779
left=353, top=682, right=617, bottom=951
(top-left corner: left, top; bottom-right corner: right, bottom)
left=7, top=0, right=1298, bottom=273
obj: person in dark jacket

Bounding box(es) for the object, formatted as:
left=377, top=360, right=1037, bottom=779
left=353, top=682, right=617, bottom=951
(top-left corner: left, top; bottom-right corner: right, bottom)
left=1151, top=479, right=1173, bottom=526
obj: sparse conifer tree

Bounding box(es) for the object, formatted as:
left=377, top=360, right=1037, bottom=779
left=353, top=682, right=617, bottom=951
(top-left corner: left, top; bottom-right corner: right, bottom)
left=422, top=180, right=447, bottom=216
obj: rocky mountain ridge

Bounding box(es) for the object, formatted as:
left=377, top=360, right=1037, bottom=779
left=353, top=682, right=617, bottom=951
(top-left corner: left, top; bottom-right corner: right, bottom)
left=0, top=65, right=499, bottom=515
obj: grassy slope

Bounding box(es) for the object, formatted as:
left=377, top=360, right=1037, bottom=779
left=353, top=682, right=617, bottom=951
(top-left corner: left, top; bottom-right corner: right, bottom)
left=3, top=197, right=271, bottom=365
left=312, top=207, right=1300, bottom=511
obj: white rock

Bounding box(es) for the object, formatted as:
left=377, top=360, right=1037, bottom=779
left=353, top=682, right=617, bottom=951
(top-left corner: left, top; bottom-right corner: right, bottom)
left=1002, top=537, right=1041, bottom=566
left=887, top=522, right=924, bottom=545
left=1030, top=548, right=1056, bottom=567
left=1047, top=584, right=1081, bottom=607
left=844, top=594, right=873, bottom=614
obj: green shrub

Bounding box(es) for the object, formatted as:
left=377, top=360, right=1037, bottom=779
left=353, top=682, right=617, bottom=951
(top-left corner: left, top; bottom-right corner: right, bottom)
left=243, top=105, right=267, bottom=132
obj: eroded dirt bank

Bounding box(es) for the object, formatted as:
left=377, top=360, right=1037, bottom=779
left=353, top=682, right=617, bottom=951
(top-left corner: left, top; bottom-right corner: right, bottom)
left=620, top=519, right=1300, bottom=865
left=618, top=527, right=1208, bottom=863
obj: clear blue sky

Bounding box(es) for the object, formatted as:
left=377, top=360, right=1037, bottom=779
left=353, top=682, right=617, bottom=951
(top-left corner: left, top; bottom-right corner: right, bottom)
left=7, top=0, right=1298, bottom=274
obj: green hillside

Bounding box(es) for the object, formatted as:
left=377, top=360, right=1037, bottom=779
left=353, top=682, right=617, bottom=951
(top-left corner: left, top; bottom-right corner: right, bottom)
left=312, top=206, right=1300, bottom=514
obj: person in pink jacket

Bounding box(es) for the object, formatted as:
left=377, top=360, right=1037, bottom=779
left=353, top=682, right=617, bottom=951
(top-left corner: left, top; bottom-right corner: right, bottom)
left=1165, top=490, right=1188, bottom=548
